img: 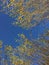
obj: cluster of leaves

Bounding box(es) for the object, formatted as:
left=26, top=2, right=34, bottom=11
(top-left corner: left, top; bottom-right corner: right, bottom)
left=0, top=0, right=49, bottom=29
left=0, top=32, right=49, bottom=65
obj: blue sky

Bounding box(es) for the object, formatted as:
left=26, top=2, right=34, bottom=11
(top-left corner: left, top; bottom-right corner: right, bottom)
left=0, top=12, right=49, bottom=47
left=0, top=12, right=33, bottom=47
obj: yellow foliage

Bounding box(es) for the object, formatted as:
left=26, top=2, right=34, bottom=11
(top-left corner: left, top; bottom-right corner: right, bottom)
left=0, top=40, right=3, bottom=48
